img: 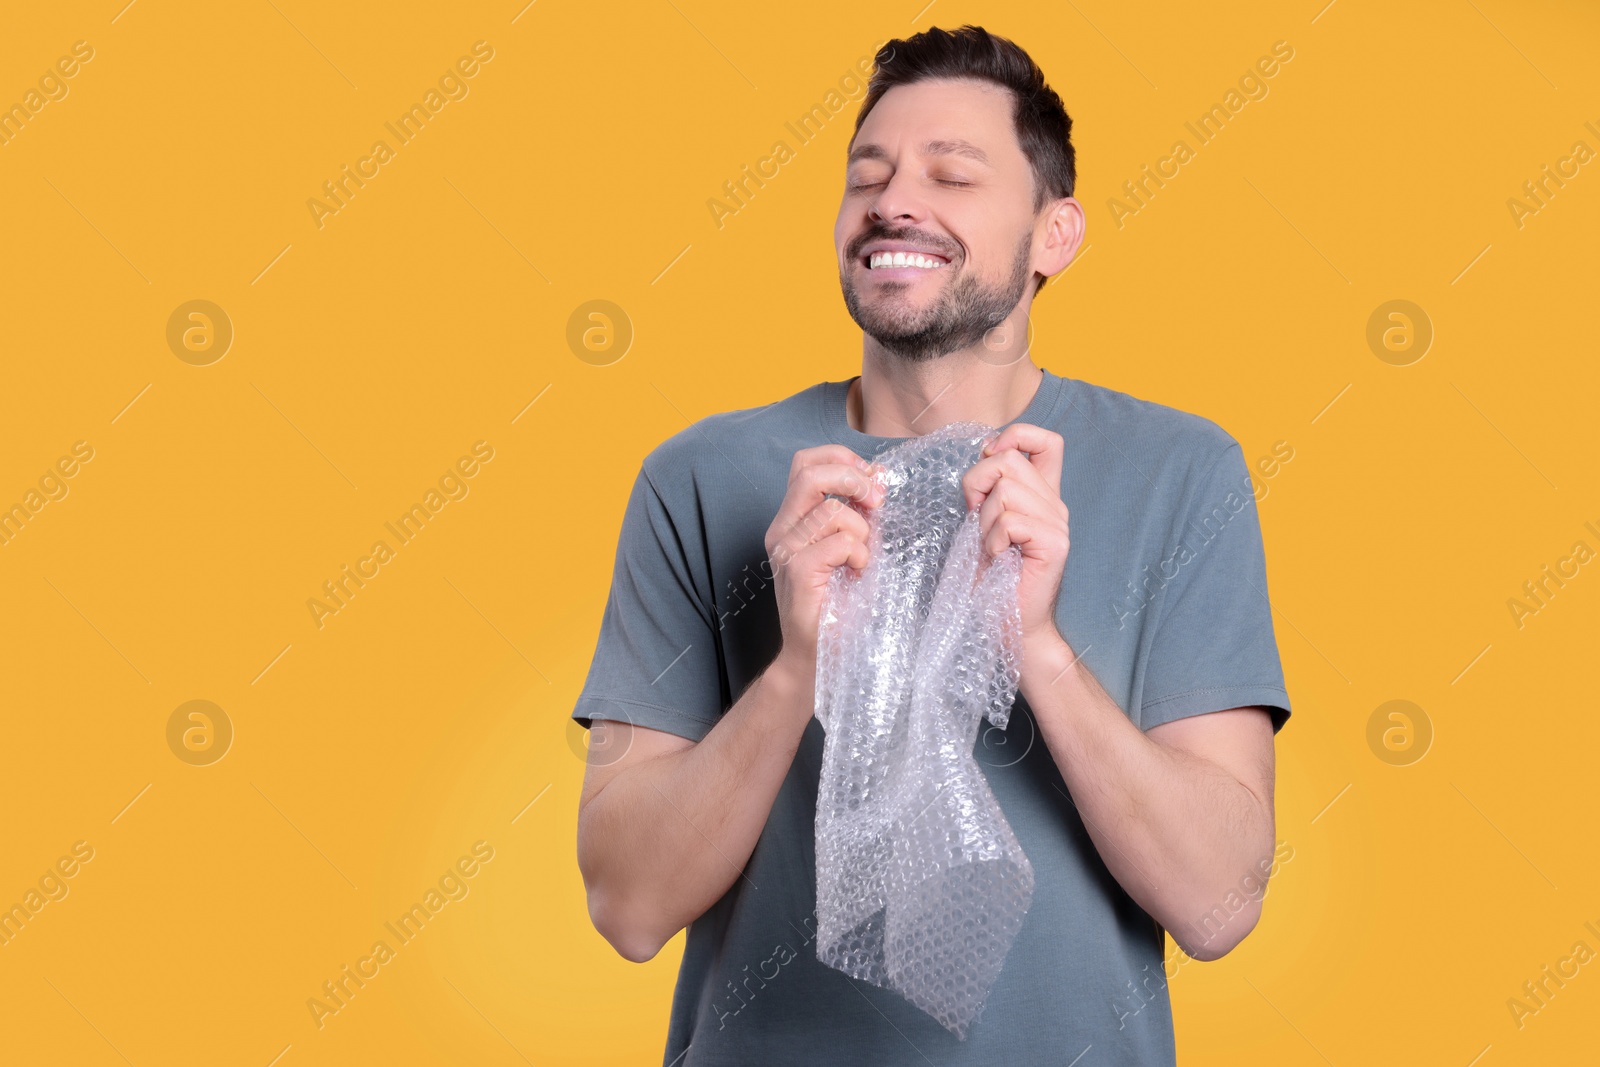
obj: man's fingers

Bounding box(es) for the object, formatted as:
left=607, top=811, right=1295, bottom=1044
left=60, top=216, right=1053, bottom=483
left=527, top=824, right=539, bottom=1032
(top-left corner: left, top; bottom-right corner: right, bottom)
left=770, top=462, right=882, bottom=540
left=975, top=475, right=1058, bottom=537
left=789, top=444, right=872, bottom=478
left=772, top=497, right=870, bottom=565
left=796, top=529, right=870, bottom=574
left=981, top=423, right=1064, bottom=490
left=963, top=446, right=1054, bottom=509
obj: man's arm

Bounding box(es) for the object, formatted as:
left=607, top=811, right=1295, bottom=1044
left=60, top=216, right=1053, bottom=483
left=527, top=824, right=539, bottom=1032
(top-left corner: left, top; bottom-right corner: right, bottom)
left=576, top=654, right=813, bottom=963
left=1021, top=638, right=1276, bottom=960
left=963, top=423, right=1281, bottom=961
left=574, top=444, right=883, bottom=962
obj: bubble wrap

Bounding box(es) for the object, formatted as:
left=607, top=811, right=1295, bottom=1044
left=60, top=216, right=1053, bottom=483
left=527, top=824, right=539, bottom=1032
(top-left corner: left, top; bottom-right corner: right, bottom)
left=812, top=421, right=1035, bottom=1040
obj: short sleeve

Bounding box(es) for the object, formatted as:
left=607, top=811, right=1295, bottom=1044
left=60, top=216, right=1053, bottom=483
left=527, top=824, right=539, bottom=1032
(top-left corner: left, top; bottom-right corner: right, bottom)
left=1139, top=441, right=1292, bottom=734
left=571, top=464, right=725, bottom=743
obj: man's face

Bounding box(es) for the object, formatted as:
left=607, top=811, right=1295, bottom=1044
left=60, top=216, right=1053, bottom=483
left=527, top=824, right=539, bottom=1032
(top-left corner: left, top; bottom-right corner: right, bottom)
left=835, top=77, right=1042, bottom=363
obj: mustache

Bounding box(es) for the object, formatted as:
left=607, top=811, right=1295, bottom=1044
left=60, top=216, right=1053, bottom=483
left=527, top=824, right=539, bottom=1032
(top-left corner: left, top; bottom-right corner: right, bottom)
left=847, top=227, right=959, bottom=263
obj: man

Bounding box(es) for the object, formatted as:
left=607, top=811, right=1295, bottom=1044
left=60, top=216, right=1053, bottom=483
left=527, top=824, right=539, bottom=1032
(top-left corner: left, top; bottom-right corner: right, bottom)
left=572, top=24, right=1292, bottom=1066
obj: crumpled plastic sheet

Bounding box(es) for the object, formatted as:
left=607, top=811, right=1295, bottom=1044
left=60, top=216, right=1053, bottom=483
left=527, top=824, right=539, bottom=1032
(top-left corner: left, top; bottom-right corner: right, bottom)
left=812, top=421, right=1035, bottom=1040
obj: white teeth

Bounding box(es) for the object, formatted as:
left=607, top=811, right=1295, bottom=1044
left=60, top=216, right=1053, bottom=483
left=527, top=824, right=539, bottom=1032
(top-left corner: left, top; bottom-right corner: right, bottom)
left=868, top=251, right=947, bottom=270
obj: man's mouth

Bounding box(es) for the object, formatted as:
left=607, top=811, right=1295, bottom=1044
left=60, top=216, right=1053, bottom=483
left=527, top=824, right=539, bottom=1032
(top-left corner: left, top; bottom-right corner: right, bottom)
left=865, top=250, right=949, bottom=270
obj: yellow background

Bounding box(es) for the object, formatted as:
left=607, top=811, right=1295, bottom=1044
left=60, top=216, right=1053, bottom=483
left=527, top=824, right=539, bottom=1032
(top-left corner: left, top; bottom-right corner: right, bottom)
left=2, top=0, right=1596, bottom=1063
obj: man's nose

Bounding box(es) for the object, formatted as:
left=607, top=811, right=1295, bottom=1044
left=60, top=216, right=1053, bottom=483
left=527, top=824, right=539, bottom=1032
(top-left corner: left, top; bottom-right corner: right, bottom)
left=868, top=171, right=926, bottom=225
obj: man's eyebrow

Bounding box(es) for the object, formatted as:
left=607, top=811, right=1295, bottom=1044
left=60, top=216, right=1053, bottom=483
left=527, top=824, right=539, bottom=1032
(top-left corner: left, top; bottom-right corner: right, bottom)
left=846, top=139, right=992, bottom=167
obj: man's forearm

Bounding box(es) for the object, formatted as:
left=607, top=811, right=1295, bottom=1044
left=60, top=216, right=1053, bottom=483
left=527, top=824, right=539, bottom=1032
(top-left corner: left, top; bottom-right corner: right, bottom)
left=577, top=653, right=814, bottom=961
left=1020, top=635, right=1274, bottom=959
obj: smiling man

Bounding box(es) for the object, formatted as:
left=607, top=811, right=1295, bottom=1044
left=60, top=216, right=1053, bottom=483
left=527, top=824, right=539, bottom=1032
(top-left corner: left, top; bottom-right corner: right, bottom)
left=572, top=25, right=1293, bottom=1066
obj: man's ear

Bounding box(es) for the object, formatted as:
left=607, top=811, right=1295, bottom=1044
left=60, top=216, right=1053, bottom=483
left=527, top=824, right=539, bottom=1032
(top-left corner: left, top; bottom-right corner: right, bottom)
left=1036, top=197, right=1086, bottom=284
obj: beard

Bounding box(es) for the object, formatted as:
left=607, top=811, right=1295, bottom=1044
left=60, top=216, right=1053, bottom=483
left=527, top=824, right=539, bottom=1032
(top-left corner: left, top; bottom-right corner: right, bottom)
left=839, top=231, right=1034, bottom=364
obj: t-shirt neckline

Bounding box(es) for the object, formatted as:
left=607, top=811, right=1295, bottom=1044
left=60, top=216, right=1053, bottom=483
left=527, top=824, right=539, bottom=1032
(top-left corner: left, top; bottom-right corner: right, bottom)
left=820, top=366, right=1071, bottom=454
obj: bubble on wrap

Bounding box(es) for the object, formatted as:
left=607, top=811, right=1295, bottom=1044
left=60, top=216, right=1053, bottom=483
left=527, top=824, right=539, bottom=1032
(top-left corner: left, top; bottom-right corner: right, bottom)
left=812, top=421, right=1034, bottom=1040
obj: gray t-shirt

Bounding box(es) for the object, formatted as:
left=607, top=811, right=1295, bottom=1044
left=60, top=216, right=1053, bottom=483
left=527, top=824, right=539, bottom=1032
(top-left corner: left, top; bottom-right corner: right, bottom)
left=572, top=367, right=1292, bottom=1066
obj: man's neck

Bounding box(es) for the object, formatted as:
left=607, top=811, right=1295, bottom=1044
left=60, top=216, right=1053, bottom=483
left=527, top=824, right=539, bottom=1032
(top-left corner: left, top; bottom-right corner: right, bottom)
left=847, top=346, right=1045, bottom=437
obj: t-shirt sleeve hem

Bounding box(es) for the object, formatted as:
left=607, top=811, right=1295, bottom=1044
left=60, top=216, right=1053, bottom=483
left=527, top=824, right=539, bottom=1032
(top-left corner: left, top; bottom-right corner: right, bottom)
left=572, top=694, right=721, bottom=743
left=1140, top=684, right=1292, bottom=735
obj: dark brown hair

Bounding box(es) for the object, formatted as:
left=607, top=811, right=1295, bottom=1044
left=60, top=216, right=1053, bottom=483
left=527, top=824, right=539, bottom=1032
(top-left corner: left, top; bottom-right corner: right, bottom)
left=850, top=26, right=1076, bottom=291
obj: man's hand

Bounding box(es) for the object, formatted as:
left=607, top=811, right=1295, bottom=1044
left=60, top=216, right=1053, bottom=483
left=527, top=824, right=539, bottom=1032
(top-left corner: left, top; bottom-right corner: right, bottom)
left=764, top=445, right=884, bottom=667
left=961, top=423, right=1070, bottom=649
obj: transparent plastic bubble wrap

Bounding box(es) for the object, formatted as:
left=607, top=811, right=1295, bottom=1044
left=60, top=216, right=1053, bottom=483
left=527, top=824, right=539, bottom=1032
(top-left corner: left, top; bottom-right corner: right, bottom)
left=812, top=421, right=1035, bottom=1040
